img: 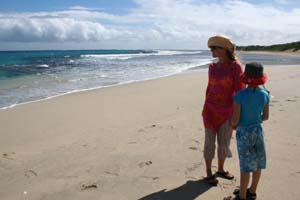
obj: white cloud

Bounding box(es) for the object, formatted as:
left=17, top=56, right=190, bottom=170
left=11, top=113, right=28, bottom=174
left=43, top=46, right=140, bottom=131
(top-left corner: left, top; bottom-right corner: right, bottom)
left=68, top=6, right=98, bottom=11
left=0, top=18, right=130, bottom=42
left=0, top=0, right=300, bottom=50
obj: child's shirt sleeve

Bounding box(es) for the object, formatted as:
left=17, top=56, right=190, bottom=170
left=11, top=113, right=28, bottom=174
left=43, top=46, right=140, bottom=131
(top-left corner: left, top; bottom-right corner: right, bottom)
left=263, top=90, right=270, bottom=106
left=233, top=92, right=241, bottom=104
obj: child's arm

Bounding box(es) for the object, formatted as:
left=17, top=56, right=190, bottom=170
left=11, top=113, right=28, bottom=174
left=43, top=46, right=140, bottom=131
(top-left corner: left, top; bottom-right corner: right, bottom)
left=231, top=102, right=241, bottom=129
left=262, top=104, right=269, bottom=121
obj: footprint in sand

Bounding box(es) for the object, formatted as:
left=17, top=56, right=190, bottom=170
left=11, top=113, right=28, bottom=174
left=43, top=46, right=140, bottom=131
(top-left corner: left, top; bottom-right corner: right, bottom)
left=141, top=176, right=159, bottom=180
left=104, top=171, right=119, bottom=177
left=220, top=181, right=236, bottom=189
left=192, top=139, right=200, bottom=144
left=138, top=129, right=147, bottom=133
left=142, top=124, right=175, bottom=132
left=138, top=125, right=157, bottom=133
left=80, top=182, right=98, bottom=190
left=2, top=152, right=16, bottom=160
left=138, top=161, right=153, bottom=168
left=145, top=124, right=157, bottom=129
left=286, top=99, right=297, bottom=102
left=189, top=147, right=199, bottom=151
left=288, top=75, right=296, bottom=79
left=25, top=170, right=38, bottom=178
left=186, top=163, right=202, bottom=173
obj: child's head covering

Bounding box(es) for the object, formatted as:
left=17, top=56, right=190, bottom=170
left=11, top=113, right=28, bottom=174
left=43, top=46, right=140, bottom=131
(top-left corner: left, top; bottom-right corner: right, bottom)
left=241, top=62, right=267, bottom=85
left=207, top=35, right=236, bottom=53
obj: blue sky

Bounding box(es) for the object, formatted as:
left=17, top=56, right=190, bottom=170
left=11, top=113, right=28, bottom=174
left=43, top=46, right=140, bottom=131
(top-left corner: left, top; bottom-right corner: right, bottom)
left=0, top=0, right=138, bottom=14
left=1, top=0, right=300, bottom=50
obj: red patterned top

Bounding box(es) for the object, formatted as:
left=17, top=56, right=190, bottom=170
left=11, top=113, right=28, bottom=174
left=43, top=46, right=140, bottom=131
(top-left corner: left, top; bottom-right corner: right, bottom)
left=202, top=61, right=244, bottom=132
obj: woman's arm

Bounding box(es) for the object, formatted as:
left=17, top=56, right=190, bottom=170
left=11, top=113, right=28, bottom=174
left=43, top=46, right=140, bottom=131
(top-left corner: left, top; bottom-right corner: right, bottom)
left=231, top=102, right=241, bottom=129
left=262, top=104, right=269, bottom=121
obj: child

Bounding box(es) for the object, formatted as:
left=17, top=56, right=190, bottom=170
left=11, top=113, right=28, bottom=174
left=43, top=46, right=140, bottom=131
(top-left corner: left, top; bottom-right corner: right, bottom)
left=203, top=35, right=244, bottom=186
left=224, top=62, right=270, bottom=200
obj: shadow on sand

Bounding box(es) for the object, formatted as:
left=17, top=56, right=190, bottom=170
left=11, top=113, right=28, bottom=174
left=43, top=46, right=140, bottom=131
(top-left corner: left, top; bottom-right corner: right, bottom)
left=138, top=179, right=212, bottom=200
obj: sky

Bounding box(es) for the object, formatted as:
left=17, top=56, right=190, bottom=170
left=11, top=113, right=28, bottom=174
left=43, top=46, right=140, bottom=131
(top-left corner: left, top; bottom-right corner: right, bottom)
left=1, top=0, right=300, bottom=50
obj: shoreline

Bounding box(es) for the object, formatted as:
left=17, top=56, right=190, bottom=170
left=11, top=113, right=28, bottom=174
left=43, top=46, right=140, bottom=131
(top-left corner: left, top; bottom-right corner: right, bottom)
left=0, top=67, right=208, bottom=110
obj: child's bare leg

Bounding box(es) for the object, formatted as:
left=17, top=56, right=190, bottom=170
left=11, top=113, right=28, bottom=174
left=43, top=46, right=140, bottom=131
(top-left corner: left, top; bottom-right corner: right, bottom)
left=239, top=171, right=250, bottom=199
left=249, top=169, right=261, bottom=193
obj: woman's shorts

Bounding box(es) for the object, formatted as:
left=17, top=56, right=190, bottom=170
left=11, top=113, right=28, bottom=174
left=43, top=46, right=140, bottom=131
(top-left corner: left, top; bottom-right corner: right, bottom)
left=236, top=124, right=266, bottom=173
left=203, top=120, right=233, bottom=160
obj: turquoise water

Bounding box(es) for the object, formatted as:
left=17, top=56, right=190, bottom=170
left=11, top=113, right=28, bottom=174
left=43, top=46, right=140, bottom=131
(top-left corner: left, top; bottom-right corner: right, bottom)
left=0, top=49, right=211, bottom=109
left=0, top=50, right=157, bottom=79
left=1, top=49, right=299, bottom=109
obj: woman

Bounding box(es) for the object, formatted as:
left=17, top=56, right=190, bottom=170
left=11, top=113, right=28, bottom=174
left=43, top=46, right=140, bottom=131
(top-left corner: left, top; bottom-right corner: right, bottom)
left=202, top=35, right=244, bottom=186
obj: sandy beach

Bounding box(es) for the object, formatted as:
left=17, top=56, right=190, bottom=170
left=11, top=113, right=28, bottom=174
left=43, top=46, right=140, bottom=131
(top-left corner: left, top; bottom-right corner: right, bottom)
left=1, top=54, right=300, bottom=199
left=238, top=50, right=300, bottom=58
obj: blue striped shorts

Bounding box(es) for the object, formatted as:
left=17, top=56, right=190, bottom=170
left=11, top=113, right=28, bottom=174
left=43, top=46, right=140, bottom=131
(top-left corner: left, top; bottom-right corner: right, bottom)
left=236, top=124, right=266, bottom=172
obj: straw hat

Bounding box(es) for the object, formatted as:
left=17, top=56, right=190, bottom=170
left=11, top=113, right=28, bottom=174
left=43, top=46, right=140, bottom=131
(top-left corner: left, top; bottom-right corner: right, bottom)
left=241, top=62, right=267, bottom=85
left=207, top=35, right=235, bottom=53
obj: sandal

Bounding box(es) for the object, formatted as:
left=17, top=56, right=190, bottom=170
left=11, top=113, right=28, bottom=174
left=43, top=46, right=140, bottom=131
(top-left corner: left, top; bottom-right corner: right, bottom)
left=216, top=171, right=234, bottom=180
left=205, top=175, right=218, bottom=186
left=223, top=195, right=246, bottom=200
left=233, top=188, right=257, bottom=200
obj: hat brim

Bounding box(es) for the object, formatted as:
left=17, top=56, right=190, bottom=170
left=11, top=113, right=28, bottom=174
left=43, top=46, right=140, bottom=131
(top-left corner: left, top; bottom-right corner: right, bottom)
left=207, top=35, right=235, bottom=53
left=241, top=73, right=267, bottom=85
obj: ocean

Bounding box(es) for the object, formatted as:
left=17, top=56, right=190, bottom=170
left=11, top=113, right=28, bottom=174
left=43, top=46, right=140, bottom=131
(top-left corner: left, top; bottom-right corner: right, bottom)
left=1, top=49, right=300, bottom=109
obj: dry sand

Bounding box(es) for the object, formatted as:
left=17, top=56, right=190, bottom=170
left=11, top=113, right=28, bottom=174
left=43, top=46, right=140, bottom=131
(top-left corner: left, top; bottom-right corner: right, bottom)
left=238, top=50, right=300, bottom=57
left=1, top=55, right=300, bottom=199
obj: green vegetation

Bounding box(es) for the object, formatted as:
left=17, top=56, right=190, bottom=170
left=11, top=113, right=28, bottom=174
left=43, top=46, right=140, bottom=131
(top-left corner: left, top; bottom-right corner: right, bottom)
left=237, top=41, right=300, bottom=52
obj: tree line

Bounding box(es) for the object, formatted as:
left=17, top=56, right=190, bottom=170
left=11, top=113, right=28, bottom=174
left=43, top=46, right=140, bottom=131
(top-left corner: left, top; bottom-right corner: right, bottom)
left=236, top=41, right=300, bottom=52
